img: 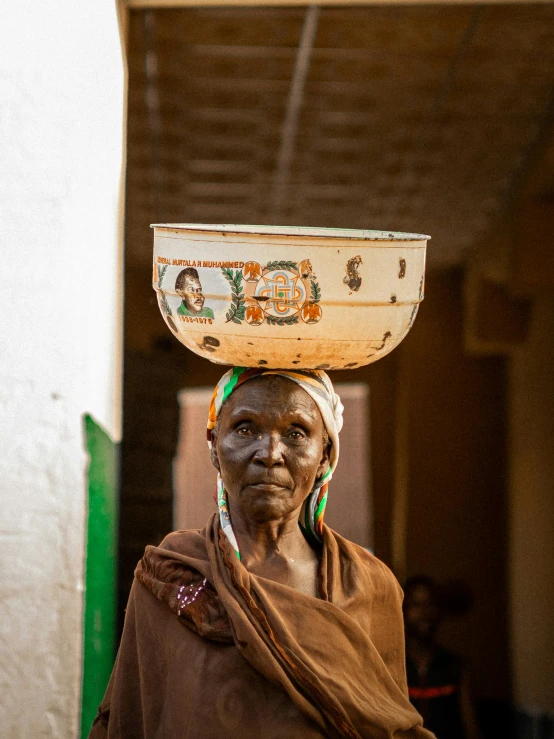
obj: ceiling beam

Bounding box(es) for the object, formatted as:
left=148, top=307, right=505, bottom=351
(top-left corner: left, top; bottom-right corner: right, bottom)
left=125, top=0, right=554, bottom=7
left=271, top=5, right=319, bottom=221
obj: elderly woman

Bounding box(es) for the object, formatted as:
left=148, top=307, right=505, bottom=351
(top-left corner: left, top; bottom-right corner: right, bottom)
left=90, top=368, right=434, bottom=739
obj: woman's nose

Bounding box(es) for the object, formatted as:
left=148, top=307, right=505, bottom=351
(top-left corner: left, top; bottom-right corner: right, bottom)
left=253, top=433, right=285, bottom=466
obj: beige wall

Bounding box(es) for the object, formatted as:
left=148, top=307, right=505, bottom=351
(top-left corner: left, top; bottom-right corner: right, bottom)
left=509, top=294, right=554, bottom=712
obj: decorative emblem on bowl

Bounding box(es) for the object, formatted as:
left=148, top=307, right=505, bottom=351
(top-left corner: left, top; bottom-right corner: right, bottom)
left=221, top=260, right=322, bottom=327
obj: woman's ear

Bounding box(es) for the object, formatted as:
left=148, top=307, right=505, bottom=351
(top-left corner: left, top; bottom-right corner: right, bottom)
left=317, top=441, right=330, bottom=479
left=210, top=436, right=221, bottom=473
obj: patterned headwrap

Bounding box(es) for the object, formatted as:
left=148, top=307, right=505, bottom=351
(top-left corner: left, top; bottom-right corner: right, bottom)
left=207, top=367, right=344, bottom=559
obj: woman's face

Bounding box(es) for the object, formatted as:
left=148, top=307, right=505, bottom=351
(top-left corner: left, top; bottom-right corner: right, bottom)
left=212, top=375, right=329, bottom=524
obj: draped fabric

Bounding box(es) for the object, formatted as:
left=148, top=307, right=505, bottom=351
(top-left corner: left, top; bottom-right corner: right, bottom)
left=90, top=515, right=434, bottom=739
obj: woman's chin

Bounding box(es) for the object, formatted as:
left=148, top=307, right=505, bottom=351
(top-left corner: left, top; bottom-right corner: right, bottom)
left=235, top=489, right=299, bottom=523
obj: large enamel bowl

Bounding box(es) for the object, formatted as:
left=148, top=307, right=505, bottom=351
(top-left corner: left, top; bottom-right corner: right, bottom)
left=152, top=224, right=428, bottom=370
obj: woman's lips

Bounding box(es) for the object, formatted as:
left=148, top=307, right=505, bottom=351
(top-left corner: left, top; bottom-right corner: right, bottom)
left=248, top=483, right=289, bottom=492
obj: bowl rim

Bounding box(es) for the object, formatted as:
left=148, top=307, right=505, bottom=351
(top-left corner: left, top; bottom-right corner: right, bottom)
left=150, top=223, right=430, bottom=241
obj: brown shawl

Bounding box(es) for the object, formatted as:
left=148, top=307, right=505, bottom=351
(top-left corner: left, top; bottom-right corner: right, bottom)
left=89, top=515, right=434, bottom=738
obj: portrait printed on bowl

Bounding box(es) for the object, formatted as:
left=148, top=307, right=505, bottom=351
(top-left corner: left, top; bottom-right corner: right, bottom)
left=175, top=267, right=215, bottom=319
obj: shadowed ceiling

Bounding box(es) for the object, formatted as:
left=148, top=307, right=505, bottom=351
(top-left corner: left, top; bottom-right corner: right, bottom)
left=125, top=5, right=554, bottom=268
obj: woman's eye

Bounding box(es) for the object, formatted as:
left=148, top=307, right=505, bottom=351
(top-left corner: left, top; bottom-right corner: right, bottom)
left=287, top=430, right=305, bottom=440
left=236, top=426, right=252, bottom=435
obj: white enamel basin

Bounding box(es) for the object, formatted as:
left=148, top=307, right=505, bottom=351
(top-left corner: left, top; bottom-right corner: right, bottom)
left=152, top=224, right=428, bottom=370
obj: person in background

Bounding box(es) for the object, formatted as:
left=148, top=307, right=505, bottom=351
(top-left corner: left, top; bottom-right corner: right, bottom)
left=404, top=576, right=482, bottom=739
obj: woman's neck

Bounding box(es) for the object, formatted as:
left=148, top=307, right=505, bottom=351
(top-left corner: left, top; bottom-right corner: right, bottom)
left=231, top=508, right=308, bottom=563
left=228, top=505, right=320, bottom=597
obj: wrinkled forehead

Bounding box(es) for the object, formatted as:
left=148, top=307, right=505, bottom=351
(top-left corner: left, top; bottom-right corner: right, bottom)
left=220, top=374, right=323, bottom=425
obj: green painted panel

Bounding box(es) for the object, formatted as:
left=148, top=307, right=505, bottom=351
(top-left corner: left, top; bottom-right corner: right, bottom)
left=81, top=414, right=118, bottom=738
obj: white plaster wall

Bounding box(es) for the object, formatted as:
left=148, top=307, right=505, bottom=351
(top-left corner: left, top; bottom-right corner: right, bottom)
left=0, top=2, right=124, bottom=736
left=509, top=294, right=554, bottom=713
